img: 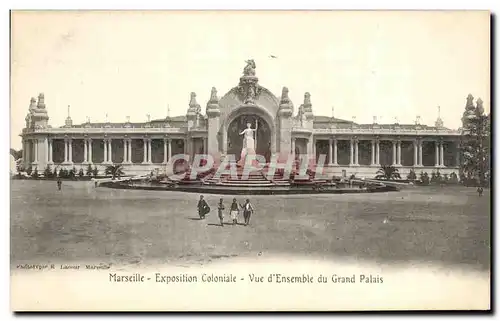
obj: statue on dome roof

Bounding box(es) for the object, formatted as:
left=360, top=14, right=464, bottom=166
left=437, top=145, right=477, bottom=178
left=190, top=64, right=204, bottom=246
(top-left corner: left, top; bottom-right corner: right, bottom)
left=243, top=59, right=256, bottom=77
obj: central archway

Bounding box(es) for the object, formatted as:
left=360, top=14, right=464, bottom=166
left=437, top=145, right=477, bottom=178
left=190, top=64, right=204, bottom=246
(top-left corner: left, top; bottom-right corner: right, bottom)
left=227, top=114, right=272, bottom=162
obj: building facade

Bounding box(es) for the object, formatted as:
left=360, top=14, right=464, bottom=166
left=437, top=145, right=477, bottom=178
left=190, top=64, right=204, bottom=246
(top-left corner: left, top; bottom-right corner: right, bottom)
left=20, top=62, right=463, bottom=178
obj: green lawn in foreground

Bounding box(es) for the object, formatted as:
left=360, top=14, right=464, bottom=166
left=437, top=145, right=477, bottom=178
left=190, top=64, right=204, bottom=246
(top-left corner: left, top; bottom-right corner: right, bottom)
left=10, top=180, right=490, bottom=270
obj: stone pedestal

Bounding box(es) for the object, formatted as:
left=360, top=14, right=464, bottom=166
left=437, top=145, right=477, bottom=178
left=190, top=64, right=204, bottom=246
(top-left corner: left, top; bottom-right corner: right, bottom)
left=278, top=109, right=293, bottom=162
left=207, top=106, right=221, bottom=164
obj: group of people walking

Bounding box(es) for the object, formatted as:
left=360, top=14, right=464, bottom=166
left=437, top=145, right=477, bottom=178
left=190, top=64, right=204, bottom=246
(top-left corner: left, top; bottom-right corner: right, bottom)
left=197, top=195, right=255, bottom=227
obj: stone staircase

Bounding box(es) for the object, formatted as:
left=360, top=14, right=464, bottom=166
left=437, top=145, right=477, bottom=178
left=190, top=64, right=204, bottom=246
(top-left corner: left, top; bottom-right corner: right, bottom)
left=203, top=165, right=277, bottom=187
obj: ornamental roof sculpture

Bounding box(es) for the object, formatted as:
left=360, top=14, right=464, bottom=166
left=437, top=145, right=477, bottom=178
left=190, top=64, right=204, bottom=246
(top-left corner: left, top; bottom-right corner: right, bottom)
left=243, top=59, right=256, bottom=77
left=237, top=60, right=262, bottom=104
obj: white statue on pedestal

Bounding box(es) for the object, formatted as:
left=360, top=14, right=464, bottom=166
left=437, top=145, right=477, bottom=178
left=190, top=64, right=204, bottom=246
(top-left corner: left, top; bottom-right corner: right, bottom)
left=239, top=121, right=258, bottom=162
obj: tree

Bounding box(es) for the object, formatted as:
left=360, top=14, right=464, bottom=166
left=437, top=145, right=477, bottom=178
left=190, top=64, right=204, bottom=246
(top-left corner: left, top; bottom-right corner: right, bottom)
left=26, top=165, right=33, bottom=176
left=16, top=162, right=25, bottom=175
left=32, top=167, right=39, bottom=179
left=78, top=167, right=84, bottom=178
left=375, top=165, right=401, bottom=180
left=10, top=148, right=23, bottom=160
left=86, top=164, right=93, bottom=177
left=92, top=166, right=99, bottom=178
left=449, top=172, right=459, bottom=184
left=430, top=170, right=442, bottom=184
left=407, top=169, right=417, bottom=181
left=419, top=171, right=430, bottom=185
left=460, top=96, right=490, bottom=187
left=44, top=165, right=53, bottom=178
left=68, top=167, right=76, bottom=179
left=105, top=164, right=125, bottom=180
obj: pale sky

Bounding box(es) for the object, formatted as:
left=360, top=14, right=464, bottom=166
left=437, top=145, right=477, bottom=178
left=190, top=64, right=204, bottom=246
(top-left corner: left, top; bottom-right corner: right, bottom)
left=10, top=10, right=490, bottom=149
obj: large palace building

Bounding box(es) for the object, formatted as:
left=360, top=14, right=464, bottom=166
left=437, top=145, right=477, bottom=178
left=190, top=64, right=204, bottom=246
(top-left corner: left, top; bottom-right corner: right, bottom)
left=20, top=61, right=465, bottom=178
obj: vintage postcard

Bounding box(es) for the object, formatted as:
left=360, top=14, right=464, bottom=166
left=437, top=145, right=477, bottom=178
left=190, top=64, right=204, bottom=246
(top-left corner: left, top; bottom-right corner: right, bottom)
left=10, top=10, right=491, bottom=311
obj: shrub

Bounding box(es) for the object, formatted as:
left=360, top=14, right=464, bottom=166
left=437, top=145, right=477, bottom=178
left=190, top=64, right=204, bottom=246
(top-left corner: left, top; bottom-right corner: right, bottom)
left=92, top=166, right=99, bottom=178
left=407, top=169, right=417, bottom=181
left=375, top=165, right=401, bottom=180
left=86, top=164, right=93, bottom=177
left=419, top=171, right=430, bottom=185
left=32, top=167, right=39, bottom=179
left=68, top=166, right=77, bottom=179
left=449, top=172, right=459, bottom=184
left=59, top=168, right=69, bottom=178
left=44, top=165, right=53, bottom=178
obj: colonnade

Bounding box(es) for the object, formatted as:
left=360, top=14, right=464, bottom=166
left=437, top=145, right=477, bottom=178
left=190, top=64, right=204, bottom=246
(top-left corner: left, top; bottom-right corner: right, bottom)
left=23, top=135, right=457, bottom=168
left=24, top=137, right=182, bottom=165
left=292, top=137, right=456, bottom=167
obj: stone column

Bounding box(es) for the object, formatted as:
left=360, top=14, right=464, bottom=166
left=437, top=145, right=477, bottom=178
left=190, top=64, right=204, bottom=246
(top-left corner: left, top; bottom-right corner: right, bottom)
left=333, top=139, right=338, bottom=165
left=440, top=141, right=445, bottom=167
left=103, top=139, right=108, bottom=163
left=148, top=139, right=152, bottom=163
left=222, top=129, right=228, bottom=155
left=455, top=143, right=461, bottom=167
left=291, top=138, right=296, bottom=157
left=397, top=140, right=402, bottom=166
left=312, top=139, right=316, bottom=161
left=108, top=139, right=113, bottom=164
left=435, top=141, right=439, bottom=167
left=163, top=138, right=168, bottom=164
left=168, top=139, right=172, bottom=161
left=123, top=139, right=128, bottom=163
left=34, top=139, right=39, bottom=163
left=127, top=139, right=132, bottom=164
left=371, top=140, right=376, bottom=166
left=25, top=140, right=31, bottom=165
left=83, top=139, right=88, bottom=163
left=68, top=139, right=73, bottom=163
left=142, top=139, right=147, bottom=163
left=354, top=139, right=359, bottom=165
left=328, top=138, right=333, bottom=165
left=413, top=140, right=418, bottom=167
left=64, top=139, right=68, bottom=163
left=45, top=138, right=49, bottom=163
left=392, top=141, right=397, bottom=165
left=418, top=141, right=423, bottom=166
left=349, top=139, right=354, bottom=166
left=88, top=139, right=93, bottom=164
left=376, top=140, right=380, bottom=165
left=306, top=137, right=313, bottom=158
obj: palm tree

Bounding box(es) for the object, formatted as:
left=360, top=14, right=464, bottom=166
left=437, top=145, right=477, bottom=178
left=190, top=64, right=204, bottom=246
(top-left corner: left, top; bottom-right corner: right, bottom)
left=375, top=165, right=401, bottom=180
left=105, top=164, right=125, bottom=180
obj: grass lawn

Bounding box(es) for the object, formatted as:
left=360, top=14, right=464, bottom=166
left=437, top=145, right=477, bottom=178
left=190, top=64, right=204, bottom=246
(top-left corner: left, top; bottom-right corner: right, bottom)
left=10, top=180, right=490, bottom=271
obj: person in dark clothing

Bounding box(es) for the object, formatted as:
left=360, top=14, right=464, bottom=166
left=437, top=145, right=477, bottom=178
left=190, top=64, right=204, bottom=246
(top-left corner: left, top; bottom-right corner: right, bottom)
left=217, top=198, right=225, bottom=226
left=197, top=195, right=210, bottom=219
left=240, top=199, right=255, bottom=226
left=57, top=178, right=62, bottom=191
left=477, top=186, right=484, bottom=197
left=229, top=198, right=239, bottom=225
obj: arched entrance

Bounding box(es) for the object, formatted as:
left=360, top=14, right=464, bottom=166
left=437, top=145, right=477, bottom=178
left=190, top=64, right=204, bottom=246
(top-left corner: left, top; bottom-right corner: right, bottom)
left=227, top=114, right=272, bottom=162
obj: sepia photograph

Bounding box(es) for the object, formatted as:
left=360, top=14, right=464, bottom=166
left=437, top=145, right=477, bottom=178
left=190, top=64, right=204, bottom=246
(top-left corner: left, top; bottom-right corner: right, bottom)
left=9, top=10, right=491, bottom=311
